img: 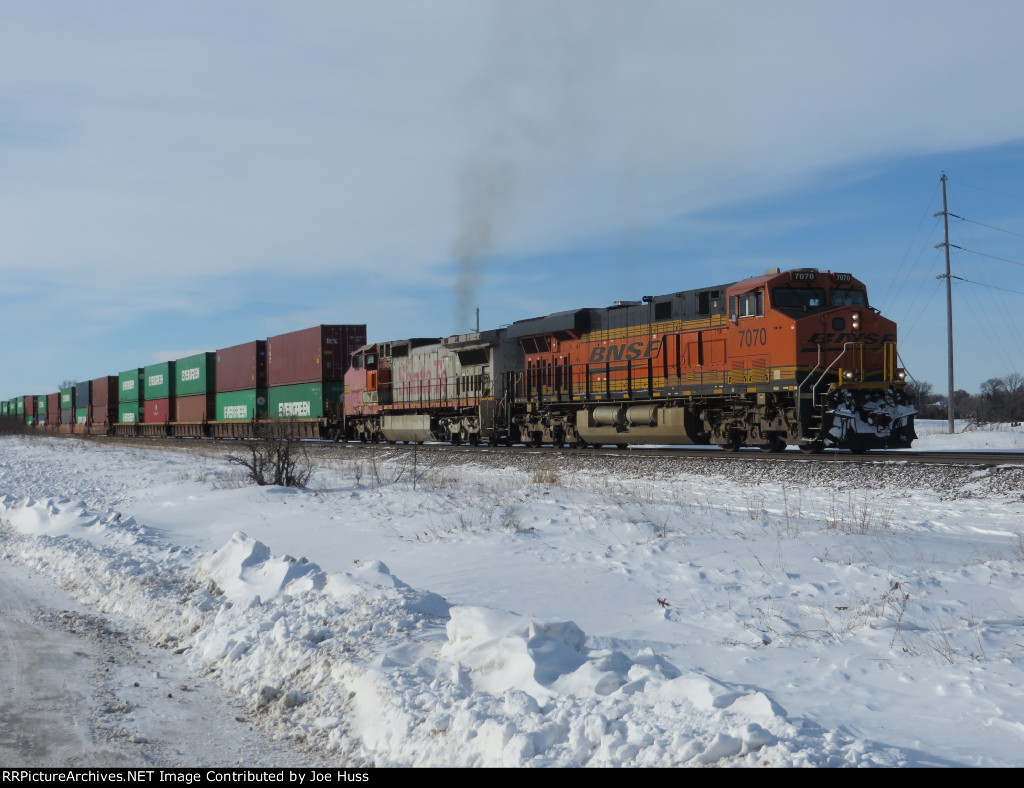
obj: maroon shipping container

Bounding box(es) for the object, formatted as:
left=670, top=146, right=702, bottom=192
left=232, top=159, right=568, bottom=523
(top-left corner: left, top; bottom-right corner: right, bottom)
left=217, top=341, right=267, bottom=393
left=175, top=394, right=215, bottom=423
left=267, top=325, right=366, bottom=387
left=91, top=401, right=116, bottom=425
left=46, top=394, right=60, bottom=426
left=90, top=376, right=119, bottom=408
left=144, top=398, right=175, bottom=424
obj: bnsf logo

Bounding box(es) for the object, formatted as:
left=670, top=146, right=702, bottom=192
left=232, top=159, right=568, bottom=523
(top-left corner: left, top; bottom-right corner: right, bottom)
left=800, top=332, right=896, bottom=352
left=224, top=405, right=248, bottom=419
left=148, top=374, right=164, bottom=387
left=122, top=380, right=135, bottom=391
left=587, top=339, right=661, bottom=364
left=181, top=368, right=201, bottom=382
left=278, top=401, right=311, bottom=417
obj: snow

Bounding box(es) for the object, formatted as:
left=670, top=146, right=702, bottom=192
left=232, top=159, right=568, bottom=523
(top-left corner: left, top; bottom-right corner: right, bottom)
left=1, top=424, right=1023, bottom=767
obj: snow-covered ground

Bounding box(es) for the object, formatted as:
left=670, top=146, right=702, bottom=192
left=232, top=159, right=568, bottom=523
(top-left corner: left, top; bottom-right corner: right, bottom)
left=1, top=422, right=1023, bottom=767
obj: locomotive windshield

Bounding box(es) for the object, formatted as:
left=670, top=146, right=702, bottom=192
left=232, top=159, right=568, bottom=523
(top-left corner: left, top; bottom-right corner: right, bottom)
left=772, top=287, right=826, bottom=310
left=830, top=288, right=867, bottom=306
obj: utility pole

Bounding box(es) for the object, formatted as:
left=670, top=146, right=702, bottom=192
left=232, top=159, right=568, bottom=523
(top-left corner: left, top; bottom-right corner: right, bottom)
left=934, top=173, right=955, bottom=434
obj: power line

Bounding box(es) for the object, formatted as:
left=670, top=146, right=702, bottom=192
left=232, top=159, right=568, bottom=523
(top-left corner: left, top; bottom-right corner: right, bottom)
left=947, top=178, right=1024, bottom=204
left=946, top=274, right=1024, bottom=297
left=946, top=243, right=1024, bottom=268
left=950, top=214, right=1024, bottom=239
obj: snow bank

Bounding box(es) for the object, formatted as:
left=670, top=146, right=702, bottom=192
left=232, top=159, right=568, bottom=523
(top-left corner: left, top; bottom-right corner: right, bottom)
left=0, top=491, right=906, bottom=766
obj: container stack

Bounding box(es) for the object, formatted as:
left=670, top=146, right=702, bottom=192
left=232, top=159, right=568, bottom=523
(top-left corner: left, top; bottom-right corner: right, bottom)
left=75, top=380, right=92, bottom=432
left=60, top=387, right=75, bottom=432
left=215, top=341, right=267, bottom=422
left=118, top=368, right=144, bottom=425
left=46, top=393, right=59, bottom=427
left=175, top=352, right=216, bottom=423
left=35, top=395, right=47, bottom=427
left=90, top=376, right=118, bottom=433
left=20, top=395, right=37, bottom=426
left=266, top=325, right=365, bottom=420
left=144, top=362, right=175, bottom=424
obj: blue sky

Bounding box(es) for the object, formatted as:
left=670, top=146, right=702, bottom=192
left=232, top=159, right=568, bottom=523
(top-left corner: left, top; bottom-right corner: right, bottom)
left=3, top=0, right=1024, bottom=398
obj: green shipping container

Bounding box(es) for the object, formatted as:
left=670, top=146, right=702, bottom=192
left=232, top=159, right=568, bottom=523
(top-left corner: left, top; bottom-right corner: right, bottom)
left=144, top=362, right=175, bottom=400
left=267, top=382, right=343, bottom=420
left=75, top=407, right=89, bottom=424
left=60, top=387, right=75, bottom=410
left=215, top=390, right=268, bottom=421
left=176, top=352, right=215, bottom=397
left=119, top=369, right=144, bottom=403
left=16, top=397, right=25, bottom=416
left=118, top=402, right=143, bottom=424
left=1, top=402, right=8, bottom=417
left=36, top=396, right=47, bottom=416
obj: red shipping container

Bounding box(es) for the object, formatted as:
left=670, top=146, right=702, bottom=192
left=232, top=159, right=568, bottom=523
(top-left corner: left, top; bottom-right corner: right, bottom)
left=267, top=325, right=366, bottom=387
left=90, top=403, right=116, bottom=427
left=144, top=398, right=175, bottom=423
left=90, top=376, right=119, bottom=408
left=46, top=394, right=60, bottom=426
left=175, top=394, right=215, bottom=422
left=217, top=341, right=267, bottom=393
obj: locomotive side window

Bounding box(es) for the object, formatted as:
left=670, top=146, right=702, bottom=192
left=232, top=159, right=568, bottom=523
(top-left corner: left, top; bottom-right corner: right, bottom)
left=830, top=288, right=867, bottom=306
left=739, top=290, right=763, bottom=318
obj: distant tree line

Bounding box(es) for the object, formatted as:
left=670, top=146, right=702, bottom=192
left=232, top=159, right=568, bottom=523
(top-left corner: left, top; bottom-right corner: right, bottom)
left=906, top=374, right=1024, bottom=424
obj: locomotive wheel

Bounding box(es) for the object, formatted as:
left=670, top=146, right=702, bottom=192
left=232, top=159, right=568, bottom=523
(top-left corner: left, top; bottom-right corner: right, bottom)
left=760, top=437, right=786, bottom=453
left=799, top=441, right=825, bottom=454
left=468, top=433, right=480, bottom=446
left=720, top=439, right=742, bottom=452
left=450, top=433, right=461, bottom=446
left=528, top=432, right=543, bottom=448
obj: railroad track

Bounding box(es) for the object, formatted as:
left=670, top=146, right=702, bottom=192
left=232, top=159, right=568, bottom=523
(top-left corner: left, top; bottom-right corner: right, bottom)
left=56, top=432, right=1024, bottom=468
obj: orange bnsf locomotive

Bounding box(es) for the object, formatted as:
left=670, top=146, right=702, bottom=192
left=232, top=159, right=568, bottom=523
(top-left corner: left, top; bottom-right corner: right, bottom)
left=342, top=268, right=916, bottom=452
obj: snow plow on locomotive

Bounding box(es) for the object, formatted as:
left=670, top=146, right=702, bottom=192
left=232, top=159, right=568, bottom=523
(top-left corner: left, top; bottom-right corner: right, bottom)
left=341, top=268, right=915, bottom=452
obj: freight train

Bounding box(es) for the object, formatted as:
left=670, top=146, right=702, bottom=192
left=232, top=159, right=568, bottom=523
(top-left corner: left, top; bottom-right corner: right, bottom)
left=2, top=268, right=916, bottom=452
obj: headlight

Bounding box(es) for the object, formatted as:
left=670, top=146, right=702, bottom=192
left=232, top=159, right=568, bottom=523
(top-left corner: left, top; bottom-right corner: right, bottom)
left=843, top=371, right=855, bottom=380
left=851, top=312, right=861, bottom=330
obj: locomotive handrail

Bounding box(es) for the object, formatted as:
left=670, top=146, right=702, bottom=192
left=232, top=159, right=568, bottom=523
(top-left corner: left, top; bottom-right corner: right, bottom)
left=811, top=343, right=861, bottom=407
left=797, top=342, right=858, bottom=444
